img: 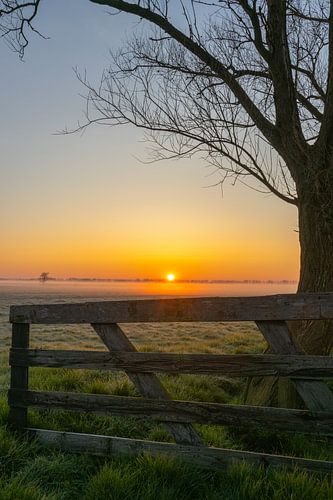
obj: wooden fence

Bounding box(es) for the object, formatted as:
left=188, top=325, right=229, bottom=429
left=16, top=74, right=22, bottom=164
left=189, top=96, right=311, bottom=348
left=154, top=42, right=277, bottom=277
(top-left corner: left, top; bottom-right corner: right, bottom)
left=8, top=293, right=333, bottom=474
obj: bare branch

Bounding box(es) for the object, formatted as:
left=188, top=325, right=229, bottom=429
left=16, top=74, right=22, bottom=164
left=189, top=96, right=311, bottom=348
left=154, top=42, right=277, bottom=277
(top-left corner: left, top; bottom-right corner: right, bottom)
left=0, top=0, right=44, bottom=57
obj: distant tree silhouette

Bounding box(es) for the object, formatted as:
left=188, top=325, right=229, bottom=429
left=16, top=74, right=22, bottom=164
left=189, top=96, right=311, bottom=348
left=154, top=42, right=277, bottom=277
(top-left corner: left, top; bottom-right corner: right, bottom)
left=38, top=272, right=49, bottom=282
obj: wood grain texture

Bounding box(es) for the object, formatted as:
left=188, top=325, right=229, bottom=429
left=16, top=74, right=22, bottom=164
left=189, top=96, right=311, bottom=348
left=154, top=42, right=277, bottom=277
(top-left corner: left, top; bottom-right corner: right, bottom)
left=10, top=348, right=333, bottom=378
left=28, top=428, right=333, bottom=474
left=8, top=323, right=30, bottom=431
left=92, top=323, right=203, bottom=446
left=9, top=293, right=333, bottom=324
left=256, top=320, right=333, bottom=410
left=292, top=380, right=333, bottom=411
left=256, top=320, right=300, bottom=355
left=9, top=389, right=333, bottom=435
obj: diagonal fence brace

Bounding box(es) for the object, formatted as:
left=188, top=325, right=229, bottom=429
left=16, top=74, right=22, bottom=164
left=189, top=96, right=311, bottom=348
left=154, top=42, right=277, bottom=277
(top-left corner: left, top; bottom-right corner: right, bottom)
left=256, top=320, right=333, bottom=411
left=92, top=323, right=203, bottom=445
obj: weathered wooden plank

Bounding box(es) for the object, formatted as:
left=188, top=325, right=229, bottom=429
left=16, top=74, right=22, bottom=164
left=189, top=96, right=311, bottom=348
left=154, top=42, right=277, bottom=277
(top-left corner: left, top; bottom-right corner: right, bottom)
left=9, top=389, right=333, bottom=435
left=8, top=323, right=30, bottom=431
left=10, top=348, right=333, bottom=378
left=92, top=323, right=203, bottom=446
left=256, top=320, right=333, bottom=411
left=9, top=293, right=333, bottom=324
left=256, top=320, right=300, bottom=355
left=293, top=380, right=333, bottom=411
left=28, top=428, right=333, bottom=474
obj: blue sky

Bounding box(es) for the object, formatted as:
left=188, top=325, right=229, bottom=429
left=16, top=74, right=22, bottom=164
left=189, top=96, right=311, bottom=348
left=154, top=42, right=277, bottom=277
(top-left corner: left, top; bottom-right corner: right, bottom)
left=0, top=1, right=299, bottom=280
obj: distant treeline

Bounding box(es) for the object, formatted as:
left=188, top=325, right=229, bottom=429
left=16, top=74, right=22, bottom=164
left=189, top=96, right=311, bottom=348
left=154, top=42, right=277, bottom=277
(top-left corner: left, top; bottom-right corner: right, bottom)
left=0, top=277, right=297, bottom=284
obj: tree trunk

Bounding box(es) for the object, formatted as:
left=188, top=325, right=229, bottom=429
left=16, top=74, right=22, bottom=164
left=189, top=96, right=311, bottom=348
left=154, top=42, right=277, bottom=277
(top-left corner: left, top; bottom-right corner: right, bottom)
left=244, top=167, right=333, bottom=408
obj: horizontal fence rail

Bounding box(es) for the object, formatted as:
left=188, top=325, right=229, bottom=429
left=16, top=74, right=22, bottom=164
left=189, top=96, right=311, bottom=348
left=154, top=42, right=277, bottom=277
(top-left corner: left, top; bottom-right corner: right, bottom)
left=29, top=429, right=333, bottom=475
left=8, top=389, right=333, bottom=435
left=9, top=293, right=333, bottom=323
left=10, top=348, right=333, bottom=378
left=8, top=293, right=333, bottom=475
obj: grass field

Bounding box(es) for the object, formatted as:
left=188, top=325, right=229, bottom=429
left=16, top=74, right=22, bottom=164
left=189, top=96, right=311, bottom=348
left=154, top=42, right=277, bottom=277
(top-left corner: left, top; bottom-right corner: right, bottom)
left=1, top=321, right=333, bottom=499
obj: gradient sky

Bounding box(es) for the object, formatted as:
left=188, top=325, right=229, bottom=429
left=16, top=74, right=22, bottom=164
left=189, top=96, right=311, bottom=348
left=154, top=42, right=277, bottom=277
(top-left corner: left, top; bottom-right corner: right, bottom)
left=0, top=1, right=299, bottom=281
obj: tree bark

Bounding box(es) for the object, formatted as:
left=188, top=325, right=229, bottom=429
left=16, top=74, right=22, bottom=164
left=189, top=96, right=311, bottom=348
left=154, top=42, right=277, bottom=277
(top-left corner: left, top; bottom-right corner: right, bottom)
left=244, top=164, right=333, bottom=408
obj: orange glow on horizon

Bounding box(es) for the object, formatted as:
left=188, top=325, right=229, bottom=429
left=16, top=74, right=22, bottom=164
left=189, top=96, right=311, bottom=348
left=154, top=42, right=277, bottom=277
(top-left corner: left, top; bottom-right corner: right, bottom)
left=1, top=173, right=299, bottom=282
left=0, top=234, right=299, bottom=281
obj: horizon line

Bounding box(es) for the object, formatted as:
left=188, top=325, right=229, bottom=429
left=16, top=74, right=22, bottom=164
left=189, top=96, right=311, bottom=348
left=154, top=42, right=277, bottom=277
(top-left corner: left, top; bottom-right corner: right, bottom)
left=0, top=277, right=298, bottom=284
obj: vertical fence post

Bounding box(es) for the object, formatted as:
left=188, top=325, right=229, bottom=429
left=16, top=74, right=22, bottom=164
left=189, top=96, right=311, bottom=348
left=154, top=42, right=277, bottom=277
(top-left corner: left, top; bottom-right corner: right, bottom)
left=8, top=323, right=30, bottom=431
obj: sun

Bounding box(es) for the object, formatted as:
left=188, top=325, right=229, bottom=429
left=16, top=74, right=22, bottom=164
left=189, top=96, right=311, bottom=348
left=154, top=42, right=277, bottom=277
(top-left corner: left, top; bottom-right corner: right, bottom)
left=166, top=273, right=175, bottom=282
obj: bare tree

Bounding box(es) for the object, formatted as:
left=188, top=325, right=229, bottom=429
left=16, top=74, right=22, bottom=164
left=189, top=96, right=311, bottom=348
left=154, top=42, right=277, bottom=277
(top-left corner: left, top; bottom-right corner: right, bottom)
left=2, top=1, right=333, bottom=405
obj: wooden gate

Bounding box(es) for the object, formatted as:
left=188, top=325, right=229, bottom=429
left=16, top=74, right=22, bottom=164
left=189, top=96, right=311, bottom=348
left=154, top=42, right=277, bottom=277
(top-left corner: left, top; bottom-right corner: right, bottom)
left=8, top=293, right=333, bottom=474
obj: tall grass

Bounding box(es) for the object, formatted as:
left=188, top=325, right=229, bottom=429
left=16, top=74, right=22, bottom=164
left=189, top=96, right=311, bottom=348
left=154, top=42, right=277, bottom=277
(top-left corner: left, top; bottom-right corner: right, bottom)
left=0, top=321, right=332, bottom=499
